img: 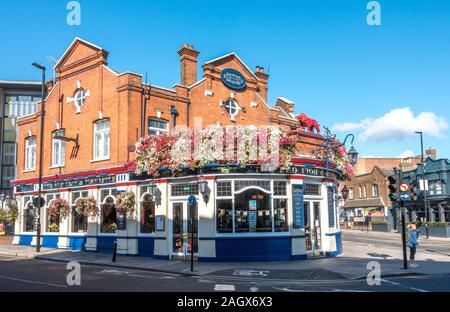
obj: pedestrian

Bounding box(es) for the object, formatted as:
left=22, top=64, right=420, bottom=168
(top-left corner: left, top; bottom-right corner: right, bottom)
left=407, top=224, right=419, bottom=268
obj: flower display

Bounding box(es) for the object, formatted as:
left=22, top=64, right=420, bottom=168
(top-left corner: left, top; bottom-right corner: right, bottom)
left=115, top=191, right=136, bottom=218
left=75, top=196, right=99, bottom=217
left=48, top=198, right=71, bottom=219
left=48, top=223, right=59, bottom=233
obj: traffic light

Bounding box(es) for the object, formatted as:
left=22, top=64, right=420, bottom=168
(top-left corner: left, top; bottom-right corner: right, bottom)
left=409, top=180, right=418, bottom=201
left=388, top=175, right=399, bottom=202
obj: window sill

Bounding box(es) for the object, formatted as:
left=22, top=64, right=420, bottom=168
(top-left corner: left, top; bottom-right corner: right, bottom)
left=22, top=169, right=36, bottom=173
left=90, top=158, right=110, bottom=163
left=49, top=165, right=66, bottom=170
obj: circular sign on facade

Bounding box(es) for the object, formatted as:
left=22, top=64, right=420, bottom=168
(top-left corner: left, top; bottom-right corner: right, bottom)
left=221, top=68, right=247, bottom=90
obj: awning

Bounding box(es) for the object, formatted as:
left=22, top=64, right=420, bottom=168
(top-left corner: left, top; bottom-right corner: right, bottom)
left=343, top=197, right=384, bottom=209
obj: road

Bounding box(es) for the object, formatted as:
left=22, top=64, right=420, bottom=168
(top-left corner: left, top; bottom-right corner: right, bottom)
left=1, top=255, right=450, bottom=292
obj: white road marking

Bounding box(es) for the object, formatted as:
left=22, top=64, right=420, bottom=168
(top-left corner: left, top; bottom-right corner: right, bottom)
left=381, top=279, right=429, bottom=292
left=214, top=284, right=236, bottom=291
left=0, top=275, right=68, bottom=288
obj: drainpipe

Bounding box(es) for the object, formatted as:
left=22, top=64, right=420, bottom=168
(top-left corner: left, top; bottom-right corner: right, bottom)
left=170, top=106, right=178, bottom=133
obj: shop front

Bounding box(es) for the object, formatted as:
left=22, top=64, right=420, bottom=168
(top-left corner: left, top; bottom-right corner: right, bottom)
left=12, top=166, right=343, bottom=262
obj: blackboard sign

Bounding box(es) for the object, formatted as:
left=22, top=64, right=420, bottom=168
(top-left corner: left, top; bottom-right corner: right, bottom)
left=117, top=213, right=127, bottom=231
left=292, top=185, right=305, bottom=228
left=327, top=187, right=335, bottom=228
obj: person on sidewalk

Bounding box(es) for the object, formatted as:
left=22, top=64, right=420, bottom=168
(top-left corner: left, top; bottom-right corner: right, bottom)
left=407, top=224, right=419, bottom=268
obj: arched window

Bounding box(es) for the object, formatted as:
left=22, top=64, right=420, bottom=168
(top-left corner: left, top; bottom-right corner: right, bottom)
left=25, top=136, right=36, bottom=171
left=363, top=185, right=368, bottom=198
left=349, top=188, right=354, bottom=200
left=140, top=194, right=155, bottom=233
left=359, top=186, right=363, bottom=199
left=235, top=188, right=272, bottom=233
left=23, top=201, right=35, bottom=232
left=372, top=184, right=379, bottom=197
left=101, top=196, right=117, bottom=233
left=46, top=194, right=61, bottom=233
left=52, top=129, right=66, bottom=167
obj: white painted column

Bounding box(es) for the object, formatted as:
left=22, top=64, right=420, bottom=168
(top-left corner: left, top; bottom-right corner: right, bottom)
left=12, top=195, right=23, bottom=245
left=116, top=184, right=139, bottom=255
left=57, top=190, right=70, bottom=249
left=198, top=178, right=216, bottom=259
left=85, top=187, right=99, bottom=251
left=154, top=181, right=169, bottom=258
left=290, top=178, right=307, bottom=258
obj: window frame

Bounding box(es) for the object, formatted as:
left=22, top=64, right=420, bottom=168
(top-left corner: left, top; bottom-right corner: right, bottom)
left=148, top=118, right=169, bottom=136
left=51, top=129, right=66, bottom=167
left=24, top=136, right=37, bottom=171
left=93, top=119, right=110, bottom=161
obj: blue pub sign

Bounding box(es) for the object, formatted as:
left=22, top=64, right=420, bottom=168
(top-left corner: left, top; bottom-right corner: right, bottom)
left=221, top=68, right=247, bottom=90
left=292, top=185, right=305, bottom=228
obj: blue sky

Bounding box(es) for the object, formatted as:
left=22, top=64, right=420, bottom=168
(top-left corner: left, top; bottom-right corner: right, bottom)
left=1, top=0, right=449, bottom=158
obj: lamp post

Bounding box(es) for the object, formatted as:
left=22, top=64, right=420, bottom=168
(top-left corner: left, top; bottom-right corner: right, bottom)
left=415, top=131, right=429, bottom=222
left=32, top=62, right=46, bottom=253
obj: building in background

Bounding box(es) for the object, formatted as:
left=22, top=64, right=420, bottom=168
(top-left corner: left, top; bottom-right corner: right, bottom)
left=0, top=80, right=41, bottom=197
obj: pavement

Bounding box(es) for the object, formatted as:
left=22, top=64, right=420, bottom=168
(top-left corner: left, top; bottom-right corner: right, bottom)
left=0, top=229, right=448, bottom=281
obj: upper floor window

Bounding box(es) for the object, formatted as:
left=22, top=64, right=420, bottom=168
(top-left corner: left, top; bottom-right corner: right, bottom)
left=349, top=188, right=354, bottom=200
left=429, top=180, right=443, bottom=196
left=25, top=137, right=36, bottom=171
left=148, top=118, right=168, bottom=136
left=94, top=119, right=110, bottom=160
left=5, top=95, right=39, bottom=118
left=363, top=185, right=367, bottom=198
left=223, top=98, right=239, bottom=121
left=372, top=184, right=379, bottom=197
left=359, top=186, right=363, bottom=199
left=52, top=130, right=66, bottom=167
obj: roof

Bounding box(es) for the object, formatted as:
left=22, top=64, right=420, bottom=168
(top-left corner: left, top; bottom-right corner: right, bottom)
left=54, top=37, right=106, bottom=69
left=343, top=197, right=385, bottom=209
left=277, top=97, right=294, bottom=105
left=0, top=80, right=41, bottom=89
left=204, top=52, right=259, bottom=81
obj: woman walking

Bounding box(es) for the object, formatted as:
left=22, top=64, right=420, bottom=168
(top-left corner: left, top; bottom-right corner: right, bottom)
left=407, top=224, right=419, bottom=268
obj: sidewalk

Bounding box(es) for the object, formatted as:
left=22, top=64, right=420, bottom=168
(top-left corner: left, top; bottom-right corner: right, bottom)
left=0, top=239, right=446, bottom=281
left=342, top=228, right=450, bottom=242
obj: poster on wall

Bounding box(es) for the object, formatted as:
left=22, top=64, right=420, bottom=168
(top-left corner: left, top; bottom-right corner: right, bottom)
left=249, top=199, right=257, bottom=211
left=292, top=185, right=305, bottom=228
left=328, top=187, right=336, bottom=228
left=156, top=215, right=165, bottom=231
left=248, top=211, right=257, bottom=232
left=117, top=213, right=127, bottom=231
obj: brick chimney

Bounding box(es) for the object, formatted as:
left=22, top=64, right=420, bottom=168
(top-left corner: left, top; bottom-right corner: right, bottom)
left=426, top=148, right=437, bottom=159
left=255, top=66, right=269, bottom=102
left=178, top=43, right=200, bottom=86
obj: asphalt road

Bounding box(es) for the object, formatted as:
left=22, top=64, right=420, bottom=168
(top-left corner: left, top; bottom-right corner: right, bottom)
left=342, top=230, right=450, bottom=256
left=1, top=255, right=450, bottom=292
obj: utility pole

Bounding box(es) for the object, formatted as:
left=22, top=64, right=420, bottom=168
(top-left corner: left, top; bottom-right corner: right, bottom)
left=399, top=168, right=408, bottom=269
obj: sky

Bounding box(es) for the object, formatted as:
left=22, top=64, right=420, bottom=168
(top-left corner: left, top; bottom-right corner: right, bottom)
left=0, top=0, right=449, bottom=159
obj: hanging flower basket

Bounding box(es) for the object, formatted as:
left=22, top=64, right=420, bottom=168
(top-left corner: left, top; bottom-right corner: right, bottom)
left=115, top=191, right=136, bottom=218
left=75, top=196, right=99, bottom=218
left=48, top=198, right=71, bottom=219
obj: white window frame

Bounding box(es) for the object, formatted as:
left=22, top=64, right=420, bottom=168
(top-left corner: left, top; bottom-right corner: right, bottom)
left=223, top=98, right=240, bottom=121
left=148, top=118, right=169, bottom=136
left=93, top=119, right=110, bottom=161
left=25, top=137, right=36, bottom=171
left=349, top=188, right=354, bottom=200
left=52, top=130, right=66, bottom=167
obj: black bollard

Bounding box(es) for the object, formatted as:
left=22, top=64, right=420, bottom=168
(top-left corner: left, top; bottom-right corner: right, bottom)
left=112, top=241, right=118, bottom=262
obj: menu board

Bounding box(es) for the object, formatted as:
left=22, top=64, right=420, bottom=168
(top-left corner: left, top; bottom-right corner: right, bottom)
left=248, top=199, right=257, bottom=232
left=292, top=185, right=305, bottom=228
left=328, top=187, right=335, bottom=228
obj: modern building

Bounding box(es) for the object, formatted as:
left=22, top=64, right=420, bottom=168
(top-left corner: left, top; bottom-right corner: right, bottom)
left=11, top=38, right=351, bottom=261
left=0, top=80, right=41, bottom=196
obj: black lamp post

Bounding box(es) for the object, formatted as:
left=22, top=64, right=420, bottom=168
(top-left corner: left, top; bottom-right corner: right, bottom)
left=32, top=62, right=46, bottom=253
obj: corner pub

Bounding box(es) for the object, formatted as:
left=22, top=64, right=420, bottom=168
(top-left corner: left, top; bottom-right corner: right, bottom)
left=11, top=38, right=351, bottom=261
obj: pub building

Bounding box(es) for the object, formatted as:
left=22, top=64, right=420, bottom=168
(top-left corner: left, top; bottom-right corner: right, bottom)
left=11, top=38, right=354, bottom=261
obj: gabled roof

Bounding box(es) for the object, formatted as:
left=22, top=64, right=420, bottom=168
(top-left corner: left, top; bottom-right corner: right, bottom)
left=54, top=37, right=106, bottom=69
left=204, top=52, right=259, bottom=81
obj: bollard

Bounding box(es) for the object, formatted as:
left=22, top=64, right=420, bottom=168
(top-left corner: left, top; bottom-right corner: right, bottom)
left=112, top=240, right=118, bottom=262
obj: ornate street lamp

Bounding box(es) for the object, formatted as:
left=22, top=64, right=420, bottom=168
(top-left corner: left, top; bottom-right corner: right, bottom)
left=342, top=134, right=359, bottom=166
left=198, top=176, right=208, bottom=195
left=148, top=180, right=158, bottom=197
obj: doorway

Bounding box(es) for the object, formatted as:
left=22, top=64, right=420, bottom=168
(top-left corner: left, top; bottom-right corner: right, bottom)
left=304, top=201, right=322, bottom=253
left=171, top=202, right=198, bottom=257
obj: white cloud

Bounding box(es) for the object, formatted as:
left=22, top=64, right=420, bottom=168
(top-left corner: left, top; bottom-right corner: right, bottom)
left=396, top=150, right=415, bottom=158
left=332, top=107, right=448, bottom=143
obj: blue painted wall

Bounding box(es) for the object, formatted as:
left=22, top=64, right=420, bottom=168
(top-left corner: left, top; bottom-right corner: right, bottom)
left=97, top=236, right=116, bottom=253
left=214, top=237, right=292, bottom=261
left=18, top=234, right=33, bottom=246
left=138, top=237, right=155, bottom=257
left=69, top=236, right=87, bottom=251
left=41, top=235, right=59, bottom=248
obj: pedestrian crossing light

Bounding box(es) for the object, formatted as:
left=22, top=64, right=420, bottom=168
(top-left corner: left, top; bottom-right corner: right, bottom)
left=388, top=175, right=399, bottom=202
left=409, top=180, right=418, bottom=201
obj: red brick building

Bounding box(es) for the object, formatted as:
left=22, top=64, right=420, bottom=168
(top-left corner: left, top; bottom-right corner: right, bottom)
left=11, top=38, right=346, bottom=261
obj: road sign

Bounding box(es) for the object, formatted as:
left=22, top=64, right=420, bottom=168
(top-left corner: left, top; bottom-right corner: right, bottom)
left=32, top=196, right=46, bottom=208
left=400, top=184, right=409, bottom=192
left=400, top=192, right=409, bottom=201
left=188, top=195, right=196, bottom=206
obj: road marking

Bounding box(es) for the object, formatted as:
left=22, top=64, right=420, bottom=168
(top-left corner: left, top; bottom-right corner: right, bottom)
left=0, top=275, right=68, bottom=288
left=214, top=284, right=236, bottom=291
left=381, top=279, right=429, bottom=292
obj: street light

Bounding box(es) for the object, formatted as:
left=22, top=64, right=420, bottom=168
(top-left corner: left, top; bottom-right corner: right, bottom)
left=32, top=62, right=46, bottom=253
left=148, top=180, right=157, bottom=197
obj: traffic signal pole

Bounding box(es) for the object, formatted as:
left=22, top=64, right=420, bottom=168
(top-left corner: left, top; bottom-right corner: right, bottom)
left=399, top=169, right=408, bottom=270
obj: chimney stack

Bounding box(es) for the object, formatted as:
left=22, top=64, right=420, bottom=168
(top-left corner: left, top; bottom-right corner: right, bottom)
left=255, top=66, right=269, bottom=102
left=178, top=43, right=200, bottom=86
left=426, top=148, right=437, bottom=159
